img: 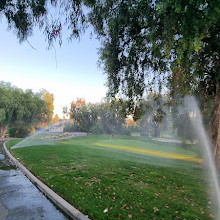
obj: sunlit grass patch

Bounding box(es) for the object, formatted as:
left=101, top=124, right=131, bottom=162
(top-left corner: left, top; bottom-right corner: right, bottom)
left=71, top=134, right=200, bottom=157
left=92, top=142, right=203, bottom=163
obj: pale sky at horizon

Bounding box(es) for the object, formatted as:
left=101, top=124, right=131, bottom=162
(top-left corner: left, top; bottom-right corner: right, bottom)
left=0, top=17, right=107, bottom=118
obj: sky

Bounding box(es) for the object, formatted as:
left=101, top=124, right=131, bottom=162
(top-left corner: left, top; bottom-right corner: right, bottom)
left=0, top=17, right=107, bottom=118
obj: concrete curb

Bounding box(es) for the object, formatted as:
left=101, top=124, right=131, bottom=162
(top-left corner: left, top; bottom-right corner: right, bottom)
left=3, top=142, right=90, bottom=220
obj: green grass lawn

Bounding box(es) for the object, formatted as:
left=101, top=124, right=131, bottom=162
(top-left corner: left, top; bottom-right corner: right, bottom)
left=7, top=135, right=216, bottom=219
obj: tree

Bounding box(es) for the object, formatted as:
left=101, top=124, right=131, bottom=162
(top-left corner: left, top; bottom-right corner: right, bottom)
left=173, top=111, right=197, bottom=144
left=96, top=100, right=126, bottom=134
left=87, top=0, right=220, bottom=159
left=51, top=114, right=60, bottom=124
left=69, top=99, right=98, bottom=132
left=68, top=98, right=127, bottom=134
left=88, top=0, right=219, bottom=98
left=134, top=92, right=169, bottom=137
left=0, top=81, right=47, bottom=137
left=40, top=89, right=54, bottom=125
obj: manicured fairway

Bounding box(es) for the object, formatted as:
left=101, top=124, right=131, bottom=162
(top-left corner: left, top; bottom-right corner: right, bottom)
left=7, top=135, right=216, bottom=219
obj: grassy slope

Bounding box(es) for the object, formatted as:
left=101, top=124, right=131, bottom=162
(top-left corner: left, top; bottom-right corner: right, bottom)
left=7, top=135, right=215, bottom=219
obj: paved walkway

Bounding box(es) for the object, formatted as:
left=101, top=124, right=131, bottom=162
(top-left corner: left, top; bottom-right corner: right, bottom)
left=0, top=138, right=17, bottom=141
left=0, top=142, right=69, bottom=220
left=152, top=137, right=183, bottom=143
left=54, top=132, right=87, bottom=140
left=152, top=137, right=196, bottom=144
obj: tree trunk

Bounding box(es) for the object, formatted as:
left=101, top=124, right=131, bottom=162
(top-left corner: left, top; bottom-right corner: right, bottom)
left=208, top=81, right=220, bottom=165
left=0, top=125, right=9, bottom=138
left=153, top=123, right=160, bottom=137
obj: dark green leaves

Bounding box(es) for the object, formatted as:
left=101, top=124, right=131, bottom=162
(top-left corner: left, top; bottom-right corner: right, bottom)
left=0, top=81, right=47, bottom=128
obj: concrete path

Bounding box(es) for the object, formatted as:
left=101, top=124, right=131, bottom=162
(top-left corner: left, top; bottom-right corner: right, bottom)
left=152, top=137, right=196, bottom=144
left=0, top=142, right=69, bottom=220
left=54, top=132, right=87, bottom=140
left=152, top=137, right=183, bottom=143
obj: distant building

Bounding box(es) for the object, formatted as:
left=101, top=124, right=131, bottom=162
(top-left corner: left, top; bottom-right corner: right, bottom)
left=49, top=125, right=64, bottom=133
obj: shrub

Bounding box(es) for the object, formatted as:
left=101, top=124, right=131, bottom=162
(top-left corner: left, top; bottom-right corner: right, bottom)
left=9, top=127, right=30, bottom=138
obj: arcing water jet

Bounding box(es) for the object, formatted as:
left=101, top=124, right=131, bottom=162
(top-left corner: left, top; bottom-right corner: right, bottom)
left=186, top=96, right=220, bottom=217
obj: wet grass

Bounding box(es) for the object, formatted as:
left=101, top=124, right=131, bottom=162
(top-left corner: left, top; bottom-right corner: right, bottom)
left=0, top=164, right=16, bottom=170
left=0, top=142, right=16, bottom=170
left=7, top=135, right=216, bottom=219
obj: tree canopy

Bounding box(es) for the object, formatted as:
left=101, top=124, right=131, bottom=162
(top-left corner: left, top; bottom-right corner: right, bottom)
left=0, top=0, right=87, bottom=46
left=0, top=81, right=48, bottom=137
left=88, top=0, right=220, bottom=102
left=1, top=0, right=219, bottom=100
left=66, top=98, right=127, bottom=134
left=40, top=89, right=54, bottom=124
